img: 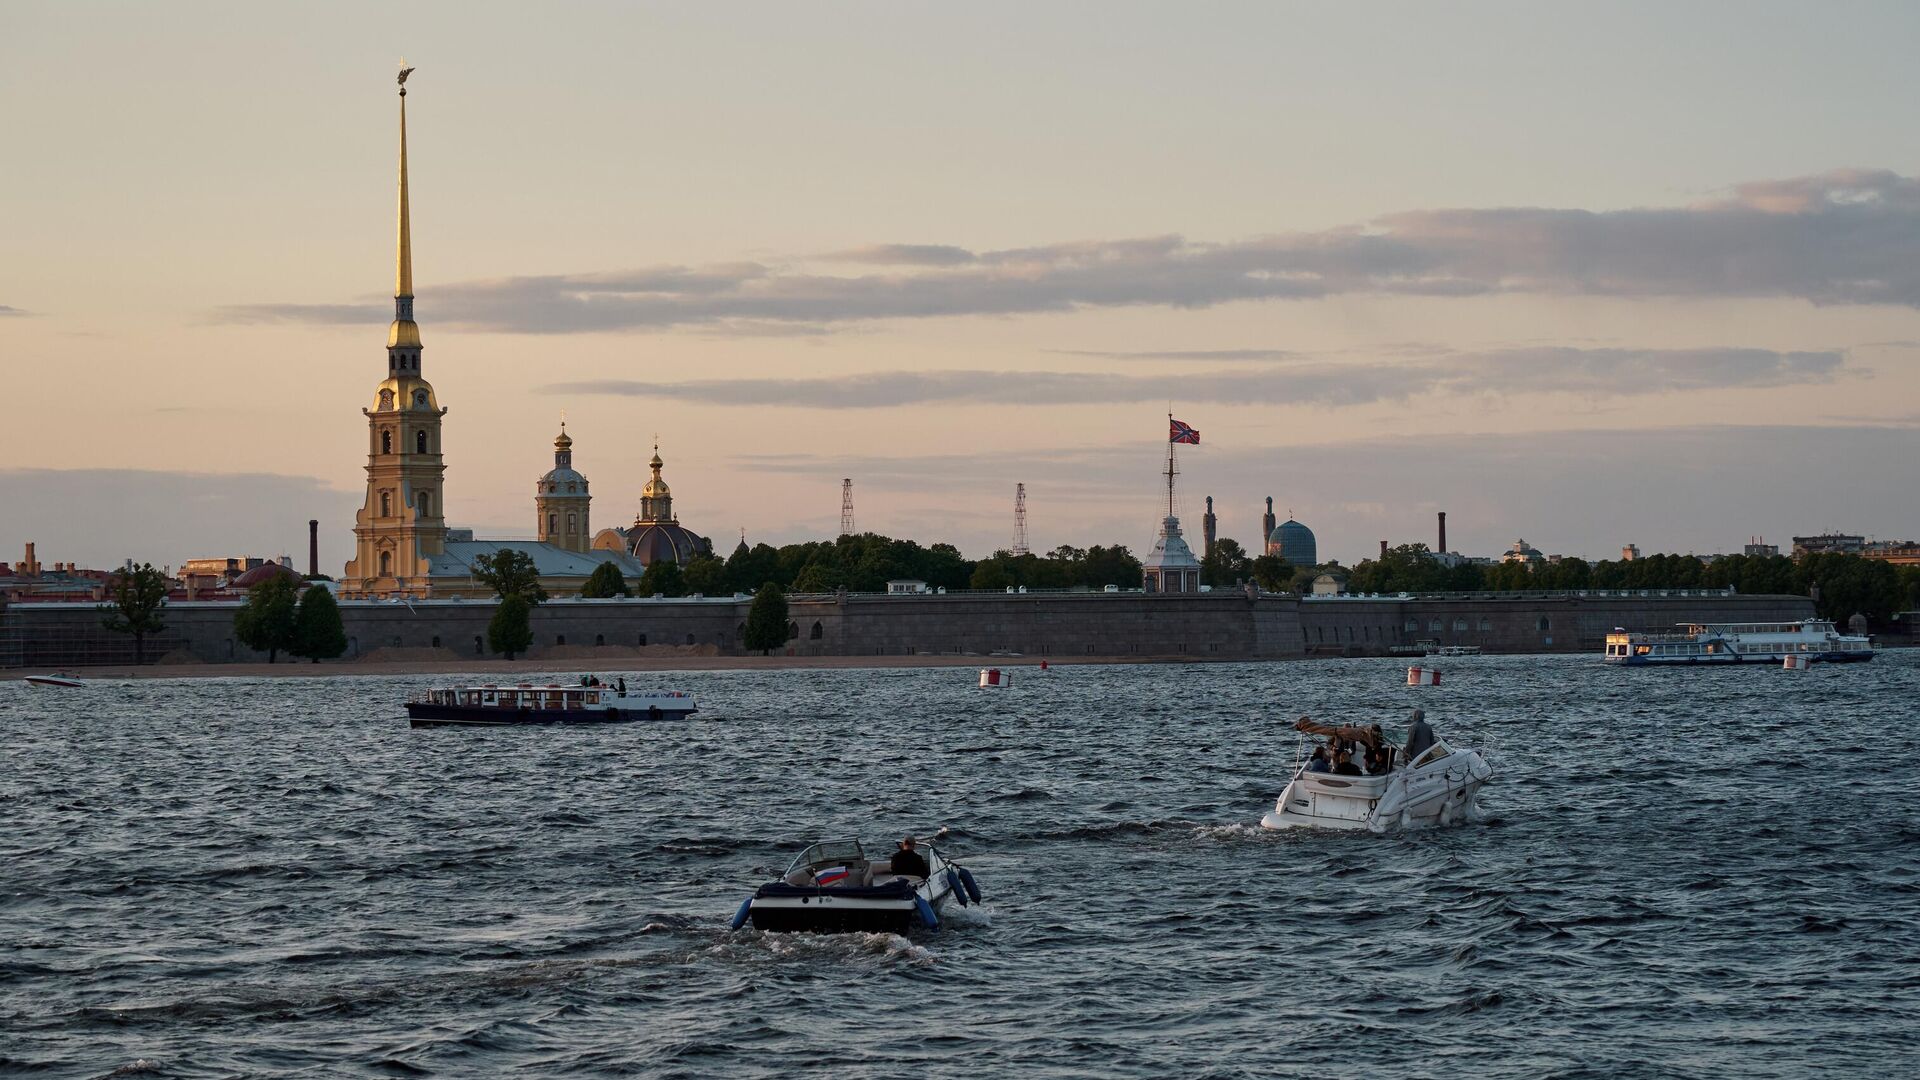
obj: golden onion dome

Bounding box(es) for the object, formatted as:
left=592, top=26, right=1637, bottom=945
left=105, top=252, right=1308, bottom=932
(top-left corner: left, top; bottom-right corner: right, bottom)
left=371, top=374, right=440, bottom=413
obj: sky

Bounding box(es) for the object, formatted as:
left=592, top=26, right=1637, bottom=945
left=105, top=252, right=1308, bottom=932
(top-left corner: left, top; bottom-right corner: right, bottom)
left=4, top=1, right=1919, bottom=573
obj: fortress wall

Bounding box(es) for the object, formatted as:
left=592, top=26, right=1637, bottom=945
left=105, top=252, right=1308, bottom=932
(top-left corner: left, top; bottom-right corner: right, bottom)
left=1305, top=592, right=1818, bottom=655
left=1, top=591, right=1816, bottom=666
left=787, top=591, right=1305, bottom=660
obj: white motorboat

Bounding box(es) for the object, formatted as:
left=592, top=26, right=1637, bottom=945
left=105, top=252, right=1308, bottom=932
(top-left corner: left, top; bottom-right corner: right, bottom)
left=23, top=674, right=85, bottom=689
left=1261, top=735, right=1493, bottom=833
left=730, top=837, right=981, bottom=934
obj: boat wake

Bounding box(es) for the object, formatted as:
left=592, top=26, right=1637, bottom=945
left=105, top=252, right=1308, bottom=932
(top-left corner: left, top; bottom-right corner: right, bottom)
left=709, top=930, right=936, bottom=967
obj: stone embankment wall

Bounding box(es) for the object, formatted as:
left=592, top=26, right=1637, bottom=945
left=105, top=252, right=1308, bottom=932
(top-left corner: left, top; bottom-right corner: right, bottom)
left=0, top=591, right=1816, bottom=667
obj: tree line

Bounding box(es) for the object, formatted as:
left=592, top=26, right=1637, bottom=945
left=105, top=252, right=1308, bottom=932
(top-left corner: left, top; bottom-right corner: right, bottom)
left=1337, top=544, right=1920, bottom=626
left=572, top=533, right=1147, bottom=598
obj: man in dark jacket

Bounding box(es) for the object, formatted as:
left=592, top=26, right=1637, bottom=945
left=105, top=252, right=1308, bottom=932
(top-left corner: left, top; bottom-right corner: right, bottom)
left=1403, top=708, right=1435, bottom=763
left=891, top=836, right=930, bottom=878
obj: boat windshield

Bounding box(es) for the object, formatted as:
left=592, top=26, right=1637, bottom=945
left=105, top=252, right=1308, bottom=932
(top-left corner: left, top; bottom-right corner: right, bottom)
left=787, top=839, right=865, bottom=873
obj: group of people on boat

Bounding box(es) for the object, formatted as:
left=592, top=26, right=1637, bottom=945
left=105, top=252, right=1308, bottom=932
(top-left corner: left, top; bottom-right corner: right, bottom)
left=1297, top=708, right=1437, bottom=777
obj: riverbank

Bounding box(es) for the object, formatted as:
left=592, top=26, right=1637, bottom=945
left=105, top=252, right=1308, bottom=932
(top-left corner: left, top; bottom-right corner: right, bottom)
left=15, top=653, right=1219, bottom=681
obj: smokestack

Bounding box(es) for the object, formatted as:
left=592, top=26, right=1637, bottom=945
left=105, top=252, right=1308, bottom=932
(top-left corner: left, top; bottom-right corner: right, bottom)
left=1437, top=511, right=1447, bottom=555
left=308, top=520, right=319, bottom=578
left=1380, top=539, right=1389, bottom=559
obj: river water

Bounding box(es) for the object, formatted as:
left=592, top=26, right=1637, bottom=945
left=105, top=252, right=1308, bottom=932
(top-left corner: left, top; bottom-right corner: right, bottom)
left=3, top=653, right=1917, bottom=1078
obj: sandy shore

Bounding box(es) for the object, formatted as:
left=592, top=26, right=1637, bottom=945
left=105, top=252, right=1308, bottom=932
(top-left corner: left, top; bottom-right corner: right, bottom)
left=19, top=653, right=1231, bottom=680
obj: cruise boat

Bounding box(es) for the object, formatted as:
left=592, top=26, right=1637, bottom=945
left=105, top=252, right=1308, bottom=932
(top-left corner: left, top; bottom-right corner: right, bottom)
left=1260, top=718, right=1492, bottom=832
left=1602, top=620, right=1873, bottom=666
left=730, top=838, right=981, bottom=934
left=404, top=681, right=697, bottom=728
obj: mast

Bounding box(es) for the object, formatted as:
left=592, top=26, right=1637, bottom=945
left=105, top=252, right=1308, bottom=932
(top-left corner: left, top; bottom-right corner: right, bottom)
left=1165, top=412, right=1178, bottom=518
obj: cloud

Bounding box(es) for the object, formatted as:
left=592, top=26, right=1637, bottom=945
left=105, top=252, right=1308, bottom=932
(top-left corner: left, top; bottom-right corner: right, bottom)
left=0, top=305, right=29, bottom=317
left=541, top=347, right=1847, bottom=409
left=1050, top=348, right=1303, bottom=363
left=216, top=168, right=1920, bottom=334
left=823, top=244, right=979, bottom=266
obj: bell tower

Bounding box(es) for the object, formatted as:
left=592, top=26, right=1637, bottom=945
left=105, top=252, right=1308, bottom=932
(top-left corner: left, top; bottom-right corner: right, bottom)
left=535, top=422, right=592, bottom=552
left=342, top=66, right=449, bottom=598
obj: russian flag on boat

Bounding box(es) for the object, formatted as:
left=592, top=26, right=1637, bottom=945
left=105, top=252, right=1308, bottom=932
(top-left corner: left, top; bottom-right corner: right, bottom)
left=815, top=866, right=850, bottom=885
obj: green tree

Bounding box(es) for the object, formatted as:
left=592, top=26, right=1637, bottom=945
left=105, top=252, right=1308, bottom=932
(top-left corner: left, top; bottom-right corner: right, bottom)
left=488, top=592, right=534, bottom=659
left=1201, top=537, right=1253, bottom=588
left=100, top=562, right=169, bottom=664
left=636, top=558, right=686, bottom=597
left=581, top=561, right=629, bottom=598
left=682, top=554, right=729, bottom=595
left=791, top=557, right=844, bottom=593
left=726, top=541, right=783, bottom=594
left=969, top=557, right=1015, bottom=591
left=742, top=582, right=790, bottom=654
left=1078, top=545, right=1142, bottom=589
left=1251, top=555, right=1301, bottom=592
left=233, top=574, right=301, bottom=663
left=471, top=548, right=549, bottom=604
left=291, top=585, right=348, bottom=662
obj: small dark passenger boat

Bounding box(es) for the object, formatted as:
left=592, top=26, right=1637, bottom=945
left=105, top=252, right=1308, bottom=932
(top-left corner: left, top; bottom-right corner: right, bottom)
left=730, top=838, right=981, bottom=934
left=405, top=681, right=696, bottom=728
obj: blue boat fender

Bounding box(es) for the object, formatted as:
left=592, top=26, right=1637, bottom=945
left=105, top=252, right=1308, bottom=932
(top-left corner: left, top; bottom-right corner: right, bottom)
left=914, top=896, right=939, bottom=930
left=957, top=866, right=982, bottom=904
left=945, top=869, right=968, bottom=906
left=729, top=897, right=753, bottom=931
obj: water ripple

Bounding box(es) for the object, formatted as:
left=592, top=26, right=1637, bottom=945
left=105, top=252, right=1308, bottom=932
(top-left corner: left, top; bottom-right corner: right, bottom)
left=2, top=653, right=1917, bottom=1076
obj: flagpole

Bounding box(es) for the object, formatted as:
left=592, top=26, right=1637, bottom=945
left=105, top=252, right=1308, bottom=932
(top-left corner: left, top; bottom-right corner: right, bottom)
left=1166, top=411, right=1176, bottom=519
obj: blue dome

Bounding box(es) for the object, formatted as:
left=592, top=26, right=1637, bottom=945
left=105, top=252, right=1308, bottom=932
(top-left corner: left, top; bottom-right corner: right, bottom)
left=1267, top=519, right=1317, bottom=567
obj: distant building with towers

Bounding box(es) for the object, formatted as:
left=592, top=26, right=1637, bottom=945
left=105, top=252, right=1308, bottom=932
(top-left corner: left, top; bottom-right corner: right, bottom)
left=1266, top=508, right=1318, bottom=568
left=536, top=425, right=591, bottom=552
left=592, top=443, right=714, bottom=569
left=335, top=70, right=656, bottom=599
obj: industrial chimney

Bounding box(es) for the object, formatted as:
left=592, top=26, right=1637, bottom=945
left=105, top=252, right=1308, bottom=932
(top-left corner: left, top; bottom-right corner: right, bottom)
left=308, top=519, right=319, bottom=578
left=1380, top=539, right=1389, bottom=559
left=1437, top=511, right=1447, bottom=555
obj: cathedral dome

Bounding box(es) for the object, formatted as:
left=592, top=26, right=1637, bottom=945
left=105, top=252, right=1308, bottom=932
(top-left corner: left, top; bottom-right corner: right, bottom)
left=624, top=522, right=711, bottom=568
left=537, top=424, right=588, bottom=493
left=231, top=562, right=301, bottom=589
left=1267, top=518, right=1318, bottom=567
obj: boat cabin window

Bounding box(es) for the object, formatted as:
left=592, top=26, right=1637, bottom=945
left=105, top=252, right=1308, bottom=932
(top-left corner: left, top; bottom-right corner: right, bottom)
left=787, top=839, right=866, bottom=874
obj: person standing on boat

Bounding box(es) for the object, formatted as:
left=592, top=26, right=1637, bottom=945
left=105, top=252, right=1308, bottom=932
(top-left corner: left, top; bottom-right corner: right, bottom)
left=1403, top=708, right=1435, bottom=763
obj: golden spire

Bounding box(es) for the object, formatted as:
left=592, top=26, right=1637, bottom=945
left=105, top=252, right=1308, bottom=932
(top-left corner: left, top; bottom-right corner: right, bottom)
left=387, top=63, right=421, bottom=351
left=396, top=64, right=414, bottom=300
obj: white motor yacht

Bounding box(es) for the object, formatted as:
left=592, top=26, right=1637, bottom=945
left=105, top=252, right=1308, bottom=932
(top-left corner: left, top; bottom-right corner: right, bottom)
left=1261, top=726, right=1492, bottom=833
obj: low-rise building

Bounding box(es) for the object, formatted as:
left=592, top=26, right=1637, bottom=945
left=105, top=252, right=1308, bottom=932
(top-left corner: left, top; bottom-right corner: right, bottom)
left=1793, top=533, right=1865, bottom=557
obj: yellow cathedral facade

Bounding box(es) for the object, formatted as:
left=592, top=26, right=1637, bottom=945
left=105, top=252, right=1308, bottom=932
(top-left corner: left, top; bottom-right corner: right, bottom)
left=338, top=70, right=710, bottom=601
